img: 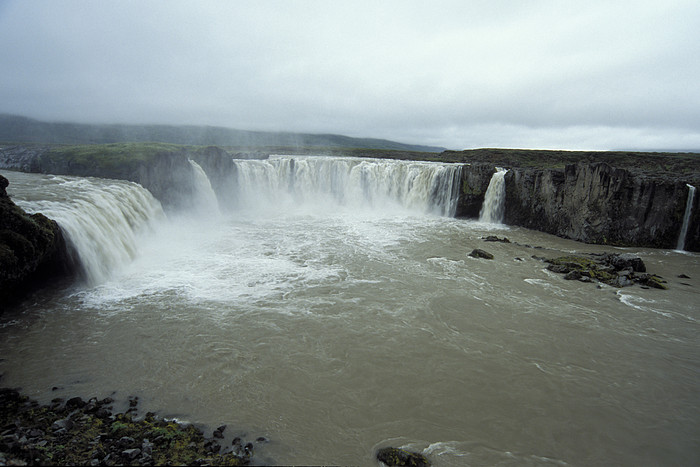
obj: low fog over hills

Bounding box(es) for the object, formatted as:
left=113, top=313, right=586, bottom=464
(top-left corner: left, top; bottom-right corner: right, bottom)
left=0, top=115, right=444, bottom=152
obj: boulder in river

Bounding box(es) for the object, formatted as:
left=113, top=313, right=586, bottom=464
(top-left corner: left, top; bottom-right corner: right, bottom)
left=376, top=446, right=430, bottom=466
left=469, top=248, right=494, bottom=260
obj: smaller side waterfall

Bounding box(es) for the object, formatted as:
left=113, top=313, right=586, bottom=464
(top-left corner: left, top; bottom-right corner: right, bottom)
left=479, top=167, right=508, bottom=224
left=188, top=159, right=220, bottom=215
left=676, top=184, right=696, bottom=251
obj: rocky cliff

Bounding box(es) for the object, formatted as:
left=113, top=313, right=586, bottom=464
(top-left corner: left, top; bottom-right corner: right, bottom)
left=0, top=175, right=73, bottom=309
left=455, top=160, right=700, bottom=251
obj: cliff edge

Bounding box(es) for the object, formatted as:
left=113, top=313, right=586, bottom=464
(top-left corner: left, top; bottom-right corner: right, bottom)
left=451, top=150, right=699, bottom=251
left=0, top=175, right=72, bottom=309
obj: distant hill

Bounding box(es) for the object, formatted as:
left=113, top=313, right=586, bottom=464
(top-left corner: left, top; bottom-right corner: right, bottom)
left=0, top=115, right=444, bottom=153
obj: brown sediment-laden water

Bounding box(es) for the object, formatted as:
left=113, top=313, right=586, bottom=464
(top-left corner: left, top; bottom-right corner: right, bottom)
left=1, top=157, right=699, bottom=466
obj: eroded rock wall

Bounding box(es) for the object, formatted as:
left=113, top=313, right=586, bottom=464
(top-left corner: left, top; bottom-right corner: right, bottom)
left=0, top=175, right=73, bottom=309
left=503, top=163, right=697, bottom=250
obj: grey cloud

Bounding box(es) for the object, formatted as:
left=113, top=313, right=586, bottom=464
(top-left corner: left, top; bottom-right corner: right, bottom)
left=0, top=0, right=699, bottom=150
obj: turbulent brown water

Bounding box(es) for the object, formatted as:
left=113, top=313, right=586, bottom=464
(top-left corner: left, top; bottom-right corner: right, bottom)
left=1, top=160, right=699, bottom=466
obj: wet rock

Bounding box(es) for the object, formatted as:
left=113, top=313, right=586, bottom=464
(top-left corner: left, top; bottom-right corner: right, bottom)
left=141, top=438, right=154, bottom=455
left=482, top=235, right=510, bottom=243
left=0, top=174, right=74, bottom=310
left=564, top=270, right=582, bottom=280
left=52, top=418, right=73, bottom=431
left=544, top=253, right=665, bottom=289
left=118, top=435, right=136, bottom=448
left=615, top=275, right=635, bottom=287
left=0, top=387, right=260, bottom=465
left=121, top=448, right=141, bottom=460
left=678, top=273, right=690, bottom=278
left=213, top=424, right=226, bottom=438
left=607, top=253, right=646, bottom=273
left=637, top=274, right=668, bottom=289
left=376, top=446, right=430, bottom=466
left=66, top=396, right=86, bottom=409
left=468, top=248, right=494, bottom=260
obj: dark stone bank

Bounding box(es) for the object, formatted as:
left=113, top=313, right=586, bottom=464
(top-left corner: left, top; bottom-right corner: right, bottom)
left=0, top=388, right=263, bottom=466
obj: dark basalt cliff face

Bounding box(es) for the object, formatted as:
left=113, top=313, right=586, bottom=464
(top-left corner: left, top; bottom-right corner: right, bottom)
left=456, top=161, right=700, bottom=251
left=0, top=175, right=73, bottom=309
left=454, top=162, right=496, bottom=218
left=505, top=163, right=698, bottom=250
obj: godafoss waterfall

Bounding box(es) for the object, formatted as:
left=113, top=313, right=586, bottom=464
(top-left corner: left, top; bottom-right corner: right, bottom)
left=1, top=155, right=699, bottom=466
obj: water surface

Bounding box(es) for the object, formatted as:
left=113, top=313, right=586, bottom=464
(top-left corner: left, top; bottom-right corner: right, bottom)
left=1, top=164, right=699, bottom=466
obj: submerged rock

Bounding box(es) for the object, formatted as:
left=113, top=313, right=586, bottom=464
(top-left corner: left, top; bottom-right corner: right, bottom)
left=482, top=235, right=511, bottom=243
left=376, top=446, right=431, bottom=467
left=469, top=248, right=494, bottom=259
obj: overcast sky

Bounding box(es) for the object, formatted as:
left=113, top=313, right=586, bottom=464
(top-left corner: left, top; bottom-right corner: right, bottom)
left=1, top=0, right=699, bottom=150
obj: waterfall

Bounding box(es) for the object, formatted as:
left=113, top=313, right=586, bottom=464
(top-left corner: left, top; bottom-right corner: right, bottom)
left=11, top=174, right=165, bottom=285
left=188, top=159, right=220, bottom=214
left=230, top=155, right=462, bottom=216
left=676, top=184, right=696, bottom=251
left=479, top=167, right=508, bottom=223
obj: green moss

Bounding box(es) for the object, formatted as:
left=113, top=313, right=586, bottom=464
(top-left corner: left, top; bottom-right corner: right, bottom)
left=461, top=179, right=482, bottom=195
left=546, top=255, right=617, bottom=282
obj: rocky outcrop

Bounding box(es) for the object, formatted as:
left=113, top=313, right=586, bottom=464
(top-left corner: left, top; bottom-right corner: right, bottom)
left=456, top=160, right=700, bottom=251
left=503, top=162, right=698, bottom=250
left=376, top=447, right=430, bottom=466
left=0, top=175, right=73, bottom=309
left=543, top=253, right=667, bottom=289
left=0, top=388, right=260, bottom=465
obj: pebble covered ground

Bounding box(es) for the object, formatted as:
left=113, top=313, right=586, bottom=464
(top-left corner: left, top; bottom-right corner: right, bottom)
left=0, top=387, right=267, bottom=466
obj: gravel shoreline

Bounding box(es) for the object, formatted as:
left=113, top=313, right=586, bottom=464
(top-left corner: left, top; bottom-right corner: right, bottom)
left=0, top=387, right=266, bottom=466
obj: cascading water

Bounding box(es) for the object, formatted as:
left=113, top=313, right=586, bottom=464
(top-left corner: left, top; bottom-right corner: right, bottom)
left=230, top=155, right=462, bottom=217
left=188, top=159, right=220, bottom=214
left=676, top=184, right=696, bottom=251
left=6, top=172, right=164, bottom=285
left=479, top=167, right=508, bottom=223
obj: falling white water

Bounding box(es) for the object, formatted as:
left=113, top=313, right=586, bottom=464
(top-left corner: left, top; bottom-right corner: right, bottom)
left=479, top=167, right=508, bottom=223
left=7, top=173, right=165, bottom=285
left=676, top=184, right=696, bottom=251
left=230, top=155, right=462, bottom=216
left=188, top=159, right=220, bottom=215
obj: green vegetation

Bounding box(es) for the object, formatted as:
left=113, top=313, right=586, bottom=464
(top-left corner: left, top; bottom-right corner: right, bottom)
left=439, top=148, right=700, bottom=175
left=546, top=255, right=617, bottom=283
left=39, top=142, right=187, bottom=173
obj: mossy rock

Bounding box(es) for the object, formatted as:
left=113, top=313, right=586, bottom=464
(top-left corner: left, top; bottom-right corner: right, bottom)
left=376, top=447, right=430, bottom=466
left=0, top=389, right=253, bottom=466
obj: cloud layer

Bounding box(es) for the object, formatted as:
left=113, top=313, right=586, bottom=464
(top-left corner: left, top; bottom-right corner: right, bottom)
left=1, top=0, right=699, bottom=150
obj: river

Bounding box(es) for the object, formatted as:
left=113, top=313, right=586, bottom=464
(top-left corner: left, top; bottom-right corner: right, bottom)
left=1, top=157, right=699, bottom=466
